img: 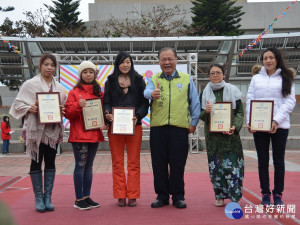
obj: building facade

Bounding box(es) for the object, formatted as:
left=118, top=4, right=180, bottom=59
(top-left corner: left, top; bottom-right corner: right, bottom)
left=87, top=0, right=300, bottom=34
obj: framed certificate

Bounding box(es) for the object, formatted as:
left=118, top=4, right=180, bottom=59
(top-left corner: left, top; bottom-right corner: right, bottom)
left=82, top=98, right=105, bottom=131
left=209, top=102, right=232, bottom=132
left=36, top=92, right=62, bottom=124
left=111, top=107, right=135, bottom=135
left=250, top=100, right=274, bottom=132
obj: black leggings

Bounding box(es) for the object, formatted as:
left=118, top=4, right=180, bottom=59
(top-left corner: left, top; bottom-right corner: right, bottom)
left=30, top=143, right=57, bottom=171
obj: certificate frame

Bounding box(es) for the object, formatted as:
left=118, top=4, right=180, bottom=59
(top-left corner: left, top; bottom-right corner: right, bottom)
left=209, top=102, right=232, bottom=133
left=36, top=92, right=62, bottom=124
left=249, top=100, right=274, bottom=132
left=82, top=98, right=105, bottom=131
left=111, top=107, right=135, bottom=135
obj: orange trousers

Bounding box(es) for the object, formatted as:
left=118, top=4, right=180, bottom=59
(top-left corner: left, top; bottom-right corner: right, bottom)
left=108, top=125, right=142, bottom=199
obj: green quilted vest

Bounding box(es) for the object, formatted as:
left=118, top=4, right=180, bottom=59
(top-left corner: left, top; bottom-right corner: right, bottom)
left=151, top=71, right=190, bottom=128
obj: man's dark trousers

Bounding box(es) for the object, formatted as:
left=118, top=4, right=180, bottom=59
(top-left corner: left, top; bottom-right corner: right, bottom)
left=150, top=125, right=189, bottom=202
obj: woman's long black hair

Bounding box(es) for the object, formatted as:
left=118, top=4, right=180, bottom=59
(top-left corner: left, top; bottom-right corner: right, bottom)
left=109, top=51, right=138, bottom=96
left=2, top=116, right=10, bottom=129
left=74, top=69, right=101, bottom=97
left=261, top=47, right=294, bottom=97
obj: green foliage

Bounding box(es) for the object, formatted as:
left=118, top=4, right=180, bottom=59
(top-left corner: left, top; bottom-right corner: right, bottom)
left=0, top=6, right=14, bottom=12
left=0, top=78, right=24, bottom=91
left=191, top=0, right=245, bottom=36
left=44, top=0, right=86, bottom=36
left=0, top=17, right=21, bottom=36
left=0, top=9, right=50, bottom=37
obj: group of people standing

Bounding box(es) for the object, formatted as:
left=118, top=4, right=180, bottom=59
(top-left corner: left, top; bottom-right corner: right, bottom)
left=5, top=46, right=295, bottom=213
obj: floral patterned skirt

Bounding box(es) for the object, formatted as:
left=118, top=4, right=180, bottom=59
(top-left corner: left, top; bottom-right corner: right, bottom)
left=208, top=152, right=244, bottom=202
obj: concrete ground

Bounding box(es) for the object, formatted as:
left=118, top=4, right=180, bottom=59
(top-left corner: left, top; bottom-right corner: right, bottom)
left=0, top=149, right=300, bottom=176
left=0, top=149, right=300, bottom=225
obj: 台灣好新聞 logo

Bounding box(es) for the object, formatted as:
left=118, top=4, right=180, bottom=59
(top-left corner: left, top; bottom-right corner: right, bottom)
left=225, top=202, right=243, bottom=219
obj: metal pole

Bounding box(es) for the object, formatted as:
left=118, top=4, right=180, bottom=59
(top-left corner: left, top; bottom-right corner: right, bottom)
left=23, top=41, right=35, bottom=79
left=225, top=39, right=236, bottom=82
left=188, top=53, right=200, bottom=154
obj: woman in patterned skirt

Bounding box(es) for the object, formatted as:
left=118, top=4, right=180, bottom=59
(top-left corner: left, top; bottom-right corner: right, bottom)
left=200, top=64, right=244, bottom=207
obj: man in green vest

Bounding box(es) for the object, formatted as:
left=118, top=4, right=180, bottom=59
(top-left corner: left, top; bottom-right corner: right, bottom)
left=144, top=47, right=200, bottom=209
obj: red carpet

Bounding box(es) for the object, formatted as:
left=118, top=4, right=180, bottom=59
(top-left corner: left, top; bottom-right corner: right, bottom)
left=0, top=176, right=12, bottom=184
left=1, top=172, right=299, bottom=225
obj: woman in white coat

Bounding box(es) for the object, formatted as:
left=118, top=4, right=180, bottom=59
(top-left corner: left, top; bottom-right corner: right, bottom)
left=246, top=47, right=296, bottom=206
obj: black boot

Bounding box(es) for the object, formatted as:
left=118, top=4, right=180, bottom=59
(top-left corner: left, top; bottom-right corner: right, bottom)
left=29, top=170, right=46, bottom=213
left=44, top=169, right=55, bottom=211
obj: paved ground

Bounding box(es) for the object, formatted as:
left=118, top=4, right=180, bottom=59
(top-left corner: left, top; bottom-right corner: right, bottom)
left=1, top=149, right=300, bottom=225
left=1, top=149, right=300, bottom=176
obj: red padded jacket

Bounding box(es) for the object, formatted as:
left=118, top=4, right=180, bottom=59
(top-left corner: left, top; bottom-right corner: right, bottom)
left=1, top=121, right=11, bottom=140
left=65, top=85, right=104, bottom=143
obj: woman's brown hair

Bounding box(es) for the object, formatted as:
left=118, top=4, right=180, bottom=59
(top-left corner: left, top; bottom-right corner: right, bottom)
left=38, top=54, right=57, bottom=70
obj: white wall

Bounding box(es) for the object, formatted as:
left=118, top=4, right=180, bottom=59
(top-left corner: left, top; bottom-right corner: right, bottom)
left=0, top=86, right=18, bottom=106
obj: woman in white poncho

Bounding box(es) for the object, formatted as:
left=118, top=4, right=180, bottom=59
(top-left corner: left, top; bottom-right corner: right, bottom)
left=10, top=54, right=66, bottom=213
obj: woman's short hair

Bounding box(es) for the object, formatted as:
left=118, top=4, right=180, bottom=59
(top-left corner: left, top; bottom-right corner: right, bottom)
left=158, top=47, right=177, bottom=59
left=207, top=64, right=225, bottom=76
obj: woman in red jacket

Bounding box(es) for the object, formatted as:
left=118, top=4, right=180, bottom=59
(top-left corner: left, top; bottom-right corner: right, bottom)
left=65, top=61, right=106, bottom=210
left=1, top=116, right=11, bottom=155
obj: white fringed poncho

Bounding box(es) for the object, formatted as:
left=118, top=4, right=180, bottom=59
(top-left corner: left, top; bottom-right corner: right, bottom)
left=9, top=74, right=67, bottom=162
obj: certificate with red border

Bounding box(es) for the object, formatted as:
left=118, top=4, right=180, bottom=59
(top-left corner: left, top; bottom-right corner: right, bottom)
left=111, top=107, right=135, bottom=135
left=209, top=102, right=232, bottom=132
left=36, top=92, right=62, bottom=124
left=250, top=100, right=274, bottom=132
left=82, top=98, right=105, bottom=131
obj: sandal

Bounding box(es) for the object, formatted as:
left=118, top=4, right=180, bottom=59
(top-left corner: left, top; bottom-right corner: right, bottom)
left=214, top=199, right=224, bottom=207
